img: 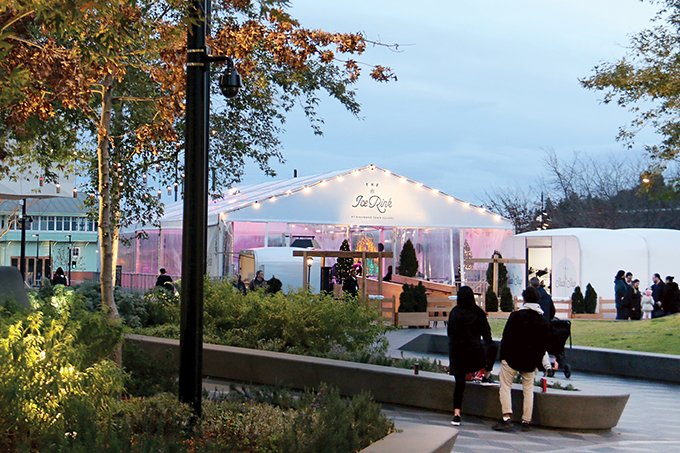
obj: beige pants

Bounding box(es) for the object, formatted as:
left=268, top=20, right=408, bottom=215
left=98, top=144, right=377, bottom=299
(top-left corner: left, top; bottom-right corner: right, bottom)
left=499, top=360, right=535, bottom=423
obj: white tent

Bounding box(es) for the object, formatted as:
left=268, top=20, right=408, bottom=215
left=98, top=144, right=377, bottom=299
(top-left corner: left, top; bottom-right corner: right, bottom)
left=122, top=165, right=513, bottom=285
left=501, top=228, right=680, bottom=301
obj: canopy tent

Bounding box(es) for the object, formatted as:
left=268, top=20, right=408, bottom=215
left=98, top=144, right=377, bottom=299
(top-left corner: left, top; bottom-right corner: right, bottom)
left=120, top=165, right=513, bottom=287
left=501, top=228, right=680, bottom=301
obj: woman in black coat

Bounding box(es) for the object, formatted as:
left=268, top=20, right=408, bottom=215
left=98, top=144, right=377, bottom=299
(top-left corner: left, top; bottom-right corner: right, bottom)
left=447, top=286, right=498, bottom=426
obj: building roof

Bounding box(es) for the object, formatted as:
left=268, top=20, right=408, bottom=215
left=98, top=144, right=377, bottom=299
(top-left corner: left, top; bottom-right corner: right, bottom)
left=157, top=164, right=513, bottom=230
left=0, top=196, right=90, bottom=216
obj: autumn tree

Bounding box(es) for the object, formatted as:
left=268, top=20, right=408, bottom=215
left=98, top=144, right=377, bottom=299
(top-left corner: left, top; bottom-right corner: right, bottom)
left=0, top=0, right=396, bottom=356
left=580, top=0, right=680, bottom=189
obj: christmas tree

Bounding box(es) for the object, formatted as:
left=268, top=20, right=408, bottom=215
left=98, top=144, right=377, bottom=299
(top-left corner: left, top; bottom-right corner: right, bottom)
left=485, top=287, right=498, bottom=312
left=336, top=239, right=352, bottom=284
left=571, top=286, right=585, bottom=314
left=397, top=239, right=418, bottom=277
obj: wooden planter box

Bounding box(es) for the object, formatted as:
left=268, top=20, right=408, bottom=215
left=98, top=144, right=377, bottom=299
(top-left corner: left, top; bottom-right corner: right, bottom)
left=396, top=312, right=429, bottom=327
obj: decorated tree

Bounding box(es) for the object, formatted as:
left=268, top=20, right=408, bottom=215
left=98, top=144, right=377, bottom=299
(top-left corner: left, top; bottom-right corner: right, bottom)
left=397, top=239, right=418, bottom=277
left=336, top=239, right=352, bottom=284
left=485, top=287, right=498, bottom=313
left=571, top=286, right=585, bottom=314
left=584, top=283, right=598, bottom=314
left=499, top=285, right=514, bottom=312
left=0, top=0, right=395, bottom=355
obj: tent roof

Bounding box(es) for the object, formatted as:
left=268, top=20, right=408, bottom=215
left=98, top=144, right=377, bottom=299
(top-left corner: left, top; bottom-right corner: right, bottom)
left=158, top=164, right=512, bottom=230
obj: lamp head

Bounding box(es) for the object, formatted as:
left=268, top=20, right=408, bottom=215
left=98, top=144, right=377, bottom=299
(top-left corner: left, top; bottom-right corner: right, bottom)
left=220, top=58, right=242, bottom=99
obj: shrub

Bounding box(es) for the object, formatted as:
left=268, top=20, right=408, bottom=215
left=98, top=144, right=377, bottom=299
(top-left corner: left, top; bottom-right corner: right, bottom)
left=485, top=287, right=498, bottom=312
left=500, top=285, right=514, bottom=312
left=397, top=239, right=418, bottom=277
left=123, top=343, right=178, bottom=397
left=584, top=283, right=598, bottom=314
left=398, top=282, right=427, bottom=312
left=572, top=286, right=585, bottom=314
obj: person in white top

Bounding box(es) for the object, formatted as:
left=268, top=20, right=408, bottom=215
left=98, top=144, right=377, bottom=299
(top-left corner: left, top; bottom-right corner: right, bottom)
left=641, top=288, right=654, bottom=320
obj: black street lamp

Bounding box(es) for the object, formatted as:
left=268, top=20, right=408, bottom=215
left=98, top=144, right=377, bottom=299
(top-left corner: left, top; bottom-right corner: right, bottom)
left=65, top=234, right=72, bottom=285
left=180, top=0, right=241, bottom=417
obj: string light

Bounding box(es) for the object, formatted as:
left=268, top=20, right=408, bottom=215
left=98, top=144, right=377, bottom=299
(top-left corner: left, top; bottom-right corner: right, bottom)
left=142, top=174, right=147, bottom=183
left=320, top=180, right=327, bottom=186
left=352, top=170, right=360, bottom=176
left=494, top=214, right=502, bottom=221
left=337, top=176, right=344, bottom=182
left=286, top=189, right=292, bottom=194
left=167, top=186, right=172, bottom=195
left=253, top=201, right=260, bottom=209
left=303, top=186, right=311, bottom=193
left=72, top=188, right=77, bottom=198
left=416, top=183, right=423, bottom=188
left=384, top=170, right=391, bottom=176
left=447, top=196, right=455, bottom=202
left=400, top=177, right=407, bottom=183
left=462, top=202, right=470, bottom=208
left=431, top=188, right=438, bottom=194
left=270, top=196, right=276, bottom=202
left=477, top=207, right=485, bottom=213
left=56, top=184, right=61, bottom=194
left=157, top=189, right=162, bottom=199
left=369, top=164, right=376, bottom=170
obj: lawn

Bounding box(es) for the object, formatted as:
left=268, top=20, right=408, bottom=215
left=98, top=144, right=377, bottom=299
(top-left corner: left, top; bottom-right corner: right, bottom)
left=487, top=314, right=680, bottom=356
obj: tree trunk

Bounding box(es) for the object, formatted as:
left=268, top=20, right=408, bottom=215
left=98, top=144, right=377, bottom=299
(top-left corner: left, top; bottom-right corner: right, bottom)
left=97, top=72, right=121, bottom=365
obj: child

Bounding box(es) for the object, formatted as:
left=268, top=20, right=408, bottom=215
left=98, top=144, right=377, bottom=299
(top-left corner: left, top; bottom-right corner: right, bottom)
left=641, top=288, right=654, bottom=320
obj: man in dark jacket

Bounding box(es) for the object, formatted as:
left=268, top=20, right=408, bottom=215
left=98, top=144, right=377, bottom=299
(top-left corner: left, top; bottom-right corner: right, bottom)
left=652, top=273, right=667, bottom=317
left=493, top=286, right=552, bottom=432
left=529, top=277, right=555, bottom=321
left=448, top=286, right=498, bottom=426
left=662, top=276, right=680, bottom=315
left=155, top=268, right=174, bottom=292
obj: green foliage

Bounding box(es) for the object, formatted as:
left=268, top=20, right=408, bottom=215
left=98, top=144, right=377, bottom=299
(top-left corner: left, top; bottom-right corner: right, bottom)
left=485, top=287, right=498, bottom=312
left=572, top=286, right=585, bottom=314
left=499, top=285, right=514, bottom=312
left=397, top=239, right=419, bottom=277
left=486, top=251, right=508, bottom=288
left=337, top=239, right=353, bottom=283
left=584, top=283, right=598, bottom=314
left=397, top=282, right=427, bottom=313
left=122, top=343, right=178, bottom=397
left=0, top=310, right=124, bottom=452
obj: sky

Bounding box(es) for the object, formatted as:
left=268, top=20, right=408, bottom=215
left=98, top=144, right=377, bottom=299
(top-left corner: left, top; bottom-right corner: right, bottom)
left=237, top=0, right=662, bottom=204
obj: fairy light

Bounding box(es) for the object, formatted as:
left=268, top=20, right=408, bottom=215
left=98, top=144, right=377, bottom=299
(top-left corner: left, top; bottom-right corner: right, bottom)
left=286, top=189, right=292, bottom=194
left=303, top=186, right=311, bottom=193
left=462, top=202, right=470, bottom=208
left=431, top=188, right=439, bottom=194
left=447, top=196, right=455, bottom=202
left=416, top=183, right=423, bottom=188
left=369, top=164, right=376, bottom=170
left=478, top=207, right=485, bottom=214
left=270, top=196, right=276, bottom=202
left=337, top=176, right=344, bottom=182
left=400, top=177, right=407, bottom=183
left=142, top=174, right=147, bottom=183
left=320, top=180, right=327, bottom=186
left=384, top=170, right=391, bottom=176
left=157, top=189, right=162, bottom=199
left=253, top=201, right=260, bottom=209
left=352, top=170, right=360, bottom=176
left=494, top=214, right=502, bottom=221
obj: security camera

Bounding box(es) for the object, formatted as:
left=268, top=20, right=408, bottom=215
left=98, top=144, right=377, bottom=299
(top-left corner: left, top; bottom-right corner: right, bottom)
left=219, top=58, right=242, bottom=99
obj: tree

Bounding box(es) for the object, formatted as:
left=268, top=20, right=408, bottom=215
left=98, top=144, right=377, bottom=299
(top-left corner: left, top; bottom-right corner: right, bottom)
left=484, top=287, right=498, bottom=313
left=0, top=0, right=396, bottom=357
left=580, top=0, right=680, bottom=188
left=336, top=239, right=352, bottom=284
left=398, top=282, right=427, bottom=313
left=499, top=285, right=514, bottom=312
left=571, top=286, right=585, bottom=314
left=486, top=251, right=508, bottom=289
left=584, top=283, right=598, bottom=314
left=397, top=239, right=418, bottom=277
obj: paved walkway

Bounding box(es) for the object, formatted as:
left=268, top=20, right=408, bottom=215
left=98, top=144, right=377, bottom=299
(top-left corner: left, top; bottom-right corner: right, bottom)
left=384, top=326, right=680, bottom=452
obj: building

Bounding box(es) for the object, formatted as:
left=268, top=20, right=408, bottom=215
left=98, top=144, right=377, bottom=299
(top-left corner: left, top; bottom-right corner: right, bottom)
left=120, top=165, right=514, bottom=289
left=0, top=197, right=98, bottom=285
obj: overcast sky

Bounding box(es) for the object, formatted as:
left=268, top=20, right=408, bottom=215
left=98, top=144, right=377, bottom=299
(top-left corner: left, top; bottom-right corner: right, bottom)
left=238, top=0, right=661, bottom=204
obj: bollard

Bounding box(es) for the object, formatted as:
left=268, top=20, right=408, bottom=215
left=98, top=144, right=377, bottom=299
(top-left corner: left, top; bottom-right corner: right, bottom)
left=414, top=363, right=419, bottom=375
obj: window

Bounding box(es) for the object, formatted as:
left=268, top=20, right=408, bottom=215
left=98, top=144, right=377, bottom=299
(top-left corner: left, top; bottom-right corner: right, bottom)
left=56, top=216, right=63, bottom=231
left=71, top=217, right=78, bottom=231
left=79, top=218, right=86, bottom=232
left=87, top=219, right=95, bottom=231
left=40, top=216, right=48, bottom=231
left=48, top=216, right=55, bottom=230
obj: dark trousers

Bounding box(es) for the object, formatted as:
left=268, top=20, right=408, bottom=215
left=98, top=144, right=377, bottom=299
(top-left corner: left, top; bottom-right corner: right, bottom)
left=453, top=342, right=498, bottom=411
left=616, top=306, right=628, bottom=320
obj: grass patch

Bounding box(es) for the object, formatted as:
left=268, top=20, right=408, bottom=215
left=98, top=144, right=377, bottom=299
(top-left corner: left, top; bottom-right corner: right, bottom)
left=488, top=315, right=680, bottom=356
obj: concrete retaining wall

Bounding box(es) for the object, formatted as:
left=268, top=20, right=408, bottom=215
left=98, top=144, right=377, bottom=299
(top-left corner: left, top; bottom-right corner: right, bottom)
left=400, top=334, right=680, bottom=384
left=127, top=334, right=629, bottom=430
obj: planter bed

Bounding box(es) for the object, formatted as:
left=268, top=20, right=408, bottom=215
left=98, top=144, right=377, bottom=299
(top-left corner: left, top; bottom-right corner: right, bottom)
left=127, top=334, right=629, bottom=430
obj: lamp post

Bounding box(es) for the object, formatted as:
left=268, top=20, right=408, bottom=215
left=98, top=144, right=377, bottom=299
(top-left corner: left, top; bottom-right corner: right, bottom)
left=32, top=234, right=39, bottom=286
left=180, top=0, right=241, bottom=417
left=65, top=234, right=72, bottom=285
left=307, top=256, right=313, bottom=288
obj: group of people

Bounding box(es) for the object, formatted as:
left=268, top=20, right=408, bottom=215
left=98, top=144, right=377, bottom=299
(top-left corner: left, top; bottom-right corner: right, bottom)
left=230, top=270, right=267, bottom=295
left=614, top=271, right=680, bottom=320
left=447, top=285, right=555, bottom=431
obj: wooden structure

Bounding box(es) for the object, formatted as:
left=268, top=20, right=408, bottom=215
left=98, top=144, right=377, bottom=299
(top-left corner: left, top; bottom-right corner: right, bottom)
left=292, top=250, right=393, bottom=298
left=465, top=252, right=525, bottom=294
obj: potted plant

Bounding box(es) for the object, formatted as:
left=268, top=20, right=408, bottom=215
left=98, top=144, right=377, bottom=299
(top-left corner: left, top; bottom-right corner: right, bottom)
left=396, top=282, right=429, bottom=327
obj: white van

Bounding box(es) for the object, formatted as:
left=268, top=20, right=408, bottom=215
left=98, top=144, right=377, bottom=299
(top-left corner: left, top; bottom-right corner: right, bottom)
left=238, top=247, right=322, bottom=292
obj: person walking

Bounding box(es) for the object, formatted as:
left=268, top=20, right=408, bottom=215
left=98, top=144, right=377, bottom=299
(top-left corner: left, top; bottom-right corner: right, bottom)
left=342, top=267, right=359, bottom=297
left=529, top=277, right=555, bottom=321
left=493, top=286, right=552, bottom=432
left=51, top=267, right=68, bottom=286
left=447, top=286, right=498, bottom=426
left=249, top=270, right=267, bottom=291
left=627, top=279, right=642, bottom=320
left=614, top=270, right=628, bottom=320
left=641, top=288, right=654, bottom=320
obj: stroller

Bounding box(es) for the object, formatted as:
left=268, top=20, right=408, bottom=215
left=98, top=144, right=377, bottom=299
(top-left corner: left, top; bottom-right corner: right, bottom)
left=547, top=318, right=572, bottom=378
